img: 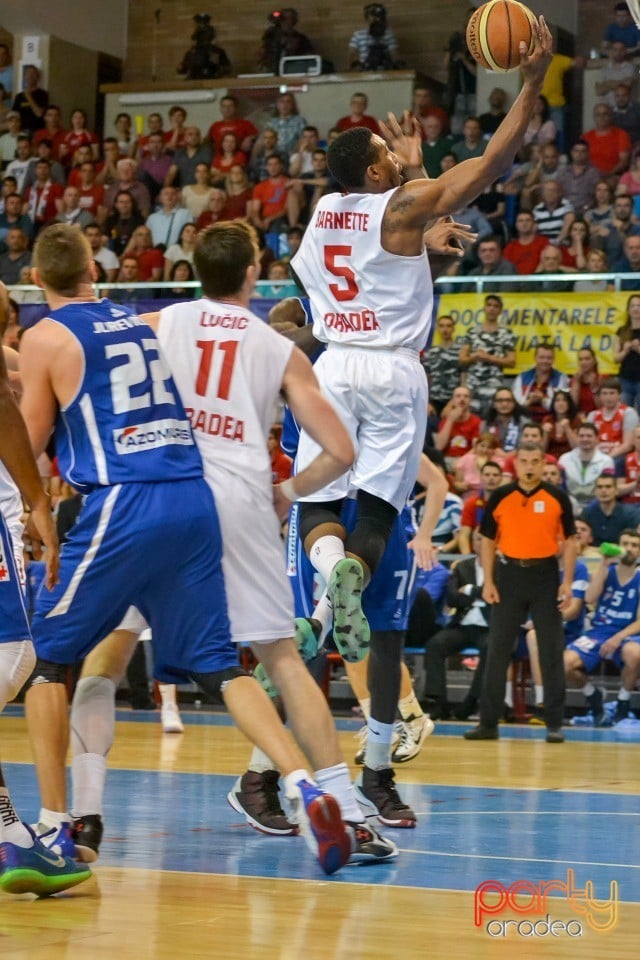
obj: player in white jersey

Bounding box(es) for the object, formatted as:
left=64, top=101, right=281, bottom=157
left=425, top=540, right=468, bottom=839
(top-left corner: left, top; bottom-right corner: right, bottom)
left=289, top=19, right=553, bottom=814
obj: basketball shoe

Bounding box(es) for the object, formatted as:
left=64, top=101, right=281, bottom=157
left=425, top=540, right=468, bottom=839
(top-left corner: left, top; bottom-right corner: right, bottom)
left=354, top=721, right=402, bottom=765
left=37, top=821, right=78, bottom=860
left=328, top=558, right=370, bottom=663
left=346, top=821, right=399, bottom=864
left=391, top=714, right=434, bottom=764
left=354, top=766, right=417, bottom=828
left=161, top=702, right=184, bottom=734
left=286, top=778, right=351, bottom=875
left=72, top=815, right=104, bottom=863
left=0, top=826, right=91, bottom=896
left=295, top=617, right=322, bottom=661
left=227, top=770, right=298, bottom=836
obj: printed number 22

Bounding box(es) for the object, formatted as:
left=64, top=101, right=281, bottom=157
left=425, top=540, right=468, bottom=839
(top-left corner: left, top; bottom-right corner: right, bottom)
left=324, top=245, right=358, bottom=302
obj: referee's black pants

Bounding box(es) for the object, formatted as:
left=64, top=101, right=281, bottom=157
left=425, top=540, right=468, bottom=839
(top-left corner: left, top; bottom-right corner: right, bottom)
left=479, top=557, right=566, bottom=730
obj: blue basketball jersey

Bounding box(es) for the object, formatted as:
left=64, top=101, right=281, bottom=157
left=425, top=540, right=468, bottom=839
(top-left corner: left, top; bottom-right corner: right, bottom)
left=49, top=299, right=203, bottom=491
left=564, top=558, right=589, bottom=645
left=591, top=565, right=640, bottom=632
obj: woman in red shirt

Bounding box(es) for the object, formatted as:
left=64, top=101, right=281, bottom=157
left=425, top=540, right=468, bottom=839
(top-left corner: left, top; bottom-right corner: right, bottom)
left=569, top=346, right=601, bottom=415
left=223, top=164, right=254, bottom=220
left=211, top=133, right=247, bottom=185
left=59, top=109, right=99, bottom=166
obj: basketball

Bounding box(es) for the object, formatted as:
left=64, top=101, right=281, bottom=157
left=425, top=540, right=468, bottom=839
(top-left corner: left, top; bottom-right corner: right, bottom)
left=466, top=0, right=536, bottom=72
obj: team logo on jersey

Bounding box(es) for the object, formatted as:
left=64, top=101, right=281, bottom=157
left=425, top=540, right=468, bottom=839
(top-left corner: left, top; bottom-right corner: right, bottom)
left=113, top=418, right=193, bottom=453
left=0, top=534, right=11, bottom=582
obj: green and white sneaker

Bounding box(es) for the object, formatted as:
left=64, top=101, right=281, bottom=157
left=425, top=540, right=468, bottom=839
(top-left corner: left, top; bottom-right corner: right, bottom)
left=328, top=558, right=370, bottom=663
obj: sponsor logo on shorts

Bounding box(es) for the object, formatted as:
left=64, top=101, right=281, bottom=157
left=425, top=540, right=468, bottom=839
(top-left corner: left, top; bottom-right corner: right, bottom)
left=113, top=419, right=193, bottom=454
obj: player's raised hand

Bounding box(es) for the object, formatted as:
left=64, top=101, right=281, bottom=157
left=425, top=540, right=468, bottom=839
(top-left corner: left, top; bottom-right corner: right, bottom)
left=424, top=217, right=477, bottom=257
left=520, top=15, right=553, bottom=82
left=378, top=111, right=423, bottom=170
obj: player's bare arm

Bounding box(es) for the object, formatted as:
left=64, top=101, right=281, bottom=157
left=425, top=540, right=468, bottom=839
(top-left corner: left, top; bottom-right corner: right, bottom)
left=408, top=454, right=448, bottom=570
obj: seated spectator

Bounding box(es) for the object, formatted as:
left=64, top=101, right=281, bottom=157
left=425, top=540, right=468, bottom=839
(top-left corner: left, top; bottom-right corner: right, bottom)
left=268, top=425, right=292, bottom=483
left=596, top=40, right=636, bottom=107
left=613, top=293, right=640, bottom=410
left=421, top=115, right=455, bottom=179
left=558, top=422, right=614, bottom=509
left=557, top=141, right=602, bottom=217
left=256, top=227, right=275, bottom=279
left=435, top=385, right=482, bottom=472
left=0, top=176, right=18, bottom=215
left=520, top=142, right=561, bottom=211
left=612, top=82, right=640, bottom=142
left=59, top=108, right=99, bottom=166
left=574, top=248, right=612, bottom=292
left=137, top=112, right=169, bottom=157
left=195, top=188, right=229, bottom=231
left=0, top=192, right=33, bottom=245
left=288, top=148, right=330, bottom=222
left=424, top=313, right=462, bottom=415
left=210, top=132, right=246, bottom=184
left=247, top=154, right=294, bottom=233
left=139, top=131, right=173, bottom=204
left=451, top=204, right=492, bottom=241
left=110, top=255, right=146, bottom=304
left=601, top=3, right=640, bottom=58
left=23, top=139, right=65, bottom=190
left=451, top=117, right=487, bottom=163
left=423, top=529, right=489, bottom=721
left=502, top=142, right=540, bottom=202
left=618, top=148, right=640, bottom=196
left=54, top=185, right=94, bottom=230
left=523, top=94, right=557, bottom=147
left=565, top=528, right=640, bottom=726
left=335, top=93, right=379, bottom=134
left=503, top=210, right=550, bottom=275
left=591, top=189, right=640, bottom=266
left=32, top=104, right=66, bottom=160
left=534, top=243, right=577, bottom=289
left=83, top=221, right=120, bottom=282
left=471, top=181, right=508, bottom=239
left=478, top=87, right=507, bottom=136
left=542, top=389, right=582, bottom=459
left=532, top=180, right=575, bottom=245
left=120, top=224, right=164, bottom=282
left=575, top=516, right=603, bottom=565
left=266, top=92, right=307, bottom=157
left=588, top=376, right=639, bottom=460
left=145, top=185, right=193, bottom=248
left=166, top=126, right=212, bottom=188
left=163, top=222, right=197, bottom=280
left=0, top=111, right=21, bottom=168
left=458, top=460, right=503, bottom=553
left=249, top=128, right=288, bottom=183
left=459, top=292, right=516, bottom=413
left=560, top=218, right=590, bottom=269
left=583, top=472, right=640, bottom=544
left=11, top=65, right=48, bottom=133
left=454, top=432, right=502, bottom=497
left=512, top=344, right=569, bottom=421
left=281, top=225, right=303, bottom=261
left=6, top=135, right=35, bottom=194
left=207, top=95, right=258, bottom=156
left=167, top=259, right=196, bottom=298
left=223, top=165, right=253, bottom=220
left=411, top=84, right=450, bottom=136
left=0, top=45, right=13, bottom=101
left=501, top=422, right=559, bottom=479
left=569, top=346, right=602, bottom=414
left=1, top=296, right=21, bottom=349
left=104, top=190, right=145, bottom=256
left=258, top=260, right=299, bottom=299
left=349, top=4, right=399, bottom=71
left=259, top=8, right=316, bottom=74
left=464, top=235, right=516, bottom=290
left=114, top=111, right=137, bottom=159
left=0, top=227, right=31, bottom=283
left=74, top=161, right=107, bottom=225
left=617, top=424, right=640, bottom=504
left=96, top=137, right=121, bottom=187
left=181, top=162, right=214, bottom=218
left=24, top=159, right=64, bottom=232
left=482, top=387, right=528, bottom=455
left=288, top=126, right=320, bottom=176
left=104, top=158, right=152, bottom=219
left=66, top=144, right=95, bottom=188
left=582, top=104, right=631, bottom=177
left=614, top=233, right=640, bottom=289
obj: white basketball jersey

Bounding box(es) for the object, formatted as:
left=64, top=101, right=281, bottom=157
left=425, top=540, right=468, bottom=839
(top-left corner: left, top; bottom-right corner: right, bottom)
left=157, top=299, right=294, bottom=497
left=291, top=188, right=433, bottom=351
left=0, top=463, right=22, bottom=530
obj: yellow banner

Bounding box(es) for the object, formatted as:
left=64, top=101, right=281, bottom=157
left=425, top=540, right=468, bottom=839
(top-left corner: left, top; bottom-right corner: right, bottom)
left=435, top=292, right=635, bottom=375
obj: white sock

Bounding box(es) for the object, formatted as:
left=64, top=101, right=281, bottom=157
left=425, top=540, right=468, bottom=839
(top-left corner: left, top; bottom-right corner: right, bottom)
left=312, top=590, right=333, bottom=642
left=504, top=680, right=514, bottom=708
left=618, top=688, right=631, bottom=701
left=283, top=768, right=314, bottom=797
left=248, top=746, right=276, bottom=774
left=364, top=716, right=394, bottom=771
left=0, top=787, right=32, bottom=846
left=583, top=681, right=595, bottom=698
left=398, top=691, right=423, bottom=722
left=308, top=536, right=345, bottom=585
left=70, top=676, right=116, bottom=756
left=534, top=684, right=544, bottom=706
left=71, top=754, right=107, bottom=817
left=359, top=697, right=371, bottom=722
left=38, top=808, right=70, bottom=831
left=159, top=684, right=177, bottom=707
left=315, top=762, right=362, bottom=822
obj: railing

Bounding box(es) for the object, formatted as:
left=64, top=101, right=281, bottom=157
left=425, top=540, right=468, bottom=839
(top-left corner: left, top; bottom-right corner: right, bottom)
left=433, top=272, right=640, bottom=293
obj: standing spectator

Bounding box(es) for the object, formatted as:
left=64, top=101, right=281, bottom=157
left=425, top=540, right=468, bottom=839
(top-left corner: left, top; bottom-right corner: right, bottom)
left=104, top=191, right=145, bottom=256
left=482, top=387, right=528, bottom=455
left=612, top=82, right=640, bottom=142
left=249, top=128, right=288, bottom=183
left=24, top=159, right=64, bottom=232
left=267, top=92, right=306, bottom=157
left=478, top=88, right=508, bottom=136
left=459, top=293, right=516, bottom=414
left=451, top=117, right=486, bottom=163
left=166, top=126, right=212, bottom=188
left=596, top=41, right=636, bottom=107
left=145, top=185, right=193, bottom=248
left=458, top=460, right=504, bottom=554
left=569, top=346, right=602, bottom=415
left=532, top=180, right=574, bottom=244
left=617, top=424, right=640, bottom=504
left=513, top=344, right=569, bottom=420
left=582, top=471, right=639, bottom=545
left=83, top=222, right=120, bottom=282
left=588, top=377, right=639, bottom=459
left=592, top=190, right=640, bottom=265
left=138, top=132, right=173, bottom=204
left=582, top=104, right=631, bottom=177
left=556, top=141, right=602, bottom=216
left=11, top=65, right=48, bottom=132
left=424, top=314, right=462, bottom=414
left=464, top=442, right=576, bottom=742
left=558, top=423, right=614, bottom=509
left=335, top=93, right=379, bottom=134
left=0, top=192, right=34, bottom=244
left=523, top=94, right=557, bottom=147
left=207, top=95, right=258, bottom=156
left=435, top=385, right=482, bottom=471
left=59, top=109, right=99, bottom=166
left=32, top=105, right=67, bottom=160
left=6, top=135, right=34, bottom=194
left=601, top=2, right=640, bottom=57
left=247, top=154, right=294, bottom=234
left=541, top=389, right=581, bottom=459
left=613, top=294, right=640, bottom=410
left=348, top=4, right=398, bottom=71
left=420, top=115, right=455, bottom=179
left=503, top=210, right=550, bottom=275
left=103, top=158, right=152, bottom=220
left=0, top=228, right=31, bottom=283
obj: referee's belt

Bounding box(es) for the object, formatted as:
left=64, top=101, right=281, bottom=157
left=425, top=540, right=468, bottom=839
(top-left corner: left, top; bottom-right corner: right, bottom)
left=501, top=555, right=556, bottom=567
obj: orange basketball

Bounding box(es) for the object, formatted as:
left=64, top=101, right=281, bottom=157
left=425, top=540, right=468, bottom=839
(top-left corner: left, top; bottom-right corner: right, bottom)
left=466, top=0, right=536, bottom=72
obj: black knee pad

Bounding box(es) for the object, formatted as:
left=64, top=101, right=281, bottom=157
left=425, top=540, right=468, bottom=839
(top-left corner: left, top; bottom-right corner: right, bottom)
left=26, top=658, right=70, bottom=690
left=345, top=491, right=398, bottom=576
left=191, top=665, right=247, bottom=704
left=298, top=499, right=345, bottom=543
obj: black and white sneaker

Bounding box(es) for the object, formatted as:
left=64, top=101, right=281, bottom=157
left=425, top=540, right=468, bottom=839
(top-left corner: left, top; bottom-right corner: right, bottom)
left=227, top=770, right=298, bottom=836
left=346, top=821, right=398, bottom=864
left=354, top=766, right=417, bottom=828
left=72, top=814, right=104, bottom=863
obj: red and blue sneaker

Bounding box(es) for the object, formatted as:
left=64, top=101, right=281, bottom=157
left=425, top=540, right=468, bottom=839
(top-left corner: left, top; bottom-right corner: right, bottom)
left=286, top=779, right=351, bottom=876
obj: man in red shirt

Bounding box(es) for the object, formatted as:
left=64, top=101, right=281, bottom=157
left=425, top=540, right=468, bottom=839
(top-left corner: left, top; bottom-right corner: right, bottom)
left=582, top=103, right=631, bottom=176
left=76, top=162, right=106, bottom=225
left=247, top=154, right=294, bottom=232
left=208, top=95, right=258, bottom=156
left=435, top=385, right=482, bottom=470
left=335, top=93, right=380, bottom=134
left=33, top=105, right=67, bottom=160
left=458, top=460, right=503, bottom=553
left=503, top=211, right=550, bottom=274
left=23, top=159, right=64, bottom=231
left=502, top=423, right=558, bottom=479
left=411, top=85, right=449, bottom=137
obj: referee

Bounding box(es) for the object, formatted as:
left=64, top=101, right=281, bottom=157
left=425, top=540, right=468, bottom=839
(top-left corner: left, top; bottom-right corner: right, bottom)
left=464, top=441, right=577, bottom=743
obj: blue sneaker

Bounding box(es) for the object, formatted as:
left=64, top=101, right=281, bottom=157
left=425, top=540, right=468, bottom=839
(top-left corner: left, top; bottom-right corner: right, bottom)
left=37, top=822, right=78, bottom=860
left=286, top=779, right=351, bottom=876
left=0, top=829, right=91, bottom=896
left=328, top=558, right=370, bottom=663
left=587, top=687, right=607, bottom=726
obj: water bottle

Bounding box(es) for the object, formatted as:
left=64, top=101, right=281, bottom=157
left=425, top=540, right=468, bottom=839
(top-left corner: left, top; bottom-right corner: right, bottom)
left=600, top=542, right=624, bottom=558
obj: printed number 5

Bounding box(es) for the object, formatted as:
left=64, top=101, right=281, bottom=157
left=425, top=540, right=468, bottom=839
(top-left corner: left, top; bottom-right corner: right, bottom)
left=324, top=245, right=358, bottom=302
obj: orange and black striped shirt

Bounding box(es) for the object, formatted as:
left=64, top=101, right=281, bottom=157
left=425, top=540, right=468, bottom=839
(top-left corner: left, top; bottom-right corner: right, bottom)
left=480, top=482, right=575, bottom=559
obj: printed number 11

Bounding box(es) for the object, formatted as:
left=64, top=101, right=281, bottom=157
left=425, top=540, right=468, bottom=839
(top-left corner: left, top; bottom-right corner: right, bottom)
left=195, top=339, right=238, bottom=398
